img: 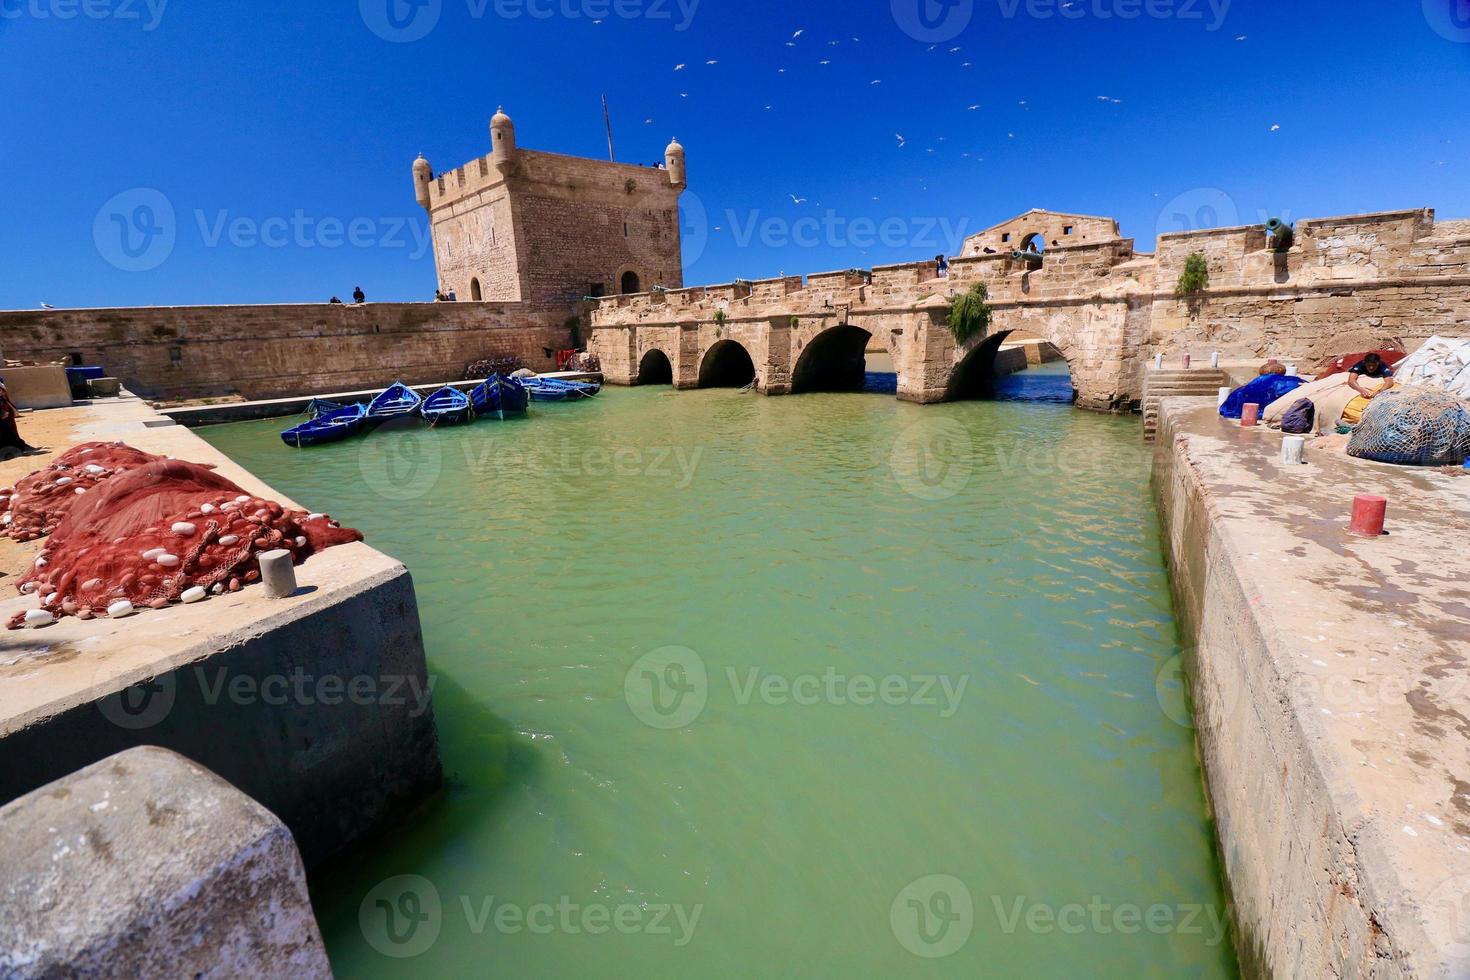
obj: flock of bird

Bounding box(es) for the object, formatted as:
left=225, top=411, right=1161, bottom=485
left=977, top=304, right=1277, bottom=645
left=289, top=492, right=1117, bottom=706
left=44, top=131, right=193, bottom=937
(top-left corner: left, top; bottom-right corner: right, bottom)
left=624, top=24, right=1281, bottom=245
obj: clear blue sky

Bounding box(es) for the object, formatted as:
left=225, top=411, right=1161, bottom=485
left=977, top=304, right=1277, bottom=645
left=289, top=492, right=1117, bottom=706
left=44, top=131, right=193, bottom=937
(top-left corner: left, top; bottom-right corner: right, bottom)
left=2, top=0, right=1467, bottom=308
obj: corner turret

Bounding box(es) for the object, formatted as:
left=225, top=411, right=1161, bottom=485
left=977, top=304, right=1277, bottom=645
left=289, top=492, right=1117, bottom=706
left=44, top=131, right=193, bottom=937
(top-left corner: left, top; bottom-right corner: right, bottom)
left=412, top=154, right=433, bottom=210
left=665, top=137, right=686, bottom=190
left=491, top=107, right=517, bottom=174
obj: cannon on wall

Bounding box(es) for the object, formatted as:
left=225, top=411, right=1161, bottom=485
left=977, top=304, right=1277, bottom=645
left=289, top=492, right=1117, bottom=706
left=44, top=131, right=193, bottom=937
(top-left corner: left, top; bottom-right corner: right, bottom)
left=1011, top=249, right=1045, bottom=268
left=1266, top=217, right=1295, bottom=253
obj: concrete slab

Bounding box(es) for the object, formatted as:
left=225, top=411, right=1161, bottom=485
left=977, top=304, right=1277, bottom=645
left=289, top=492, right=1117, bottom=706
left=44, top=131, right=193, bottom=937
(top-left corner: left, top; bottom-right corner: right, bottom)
left=0, top=393, right=442, bottom=869
left=0, top=746, right=331, bottom=979
left=1155, top=400, right=1470, bottom=977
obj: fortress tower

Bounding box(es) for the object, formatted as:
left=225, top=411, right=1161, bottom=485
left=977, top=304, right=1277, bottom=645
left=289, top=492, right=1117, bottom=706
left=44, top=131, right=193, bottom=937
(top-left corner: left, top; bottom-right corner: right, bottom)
left=413, top=108, right=687, bottom=310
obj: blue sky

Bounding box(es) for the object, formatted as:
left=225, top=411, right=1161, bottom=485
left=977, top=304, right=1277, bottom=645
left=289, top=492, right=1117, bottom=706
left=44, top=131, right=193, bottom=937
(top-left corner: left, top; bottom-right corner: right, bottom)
left=1, top=0, right=1467, bottom=307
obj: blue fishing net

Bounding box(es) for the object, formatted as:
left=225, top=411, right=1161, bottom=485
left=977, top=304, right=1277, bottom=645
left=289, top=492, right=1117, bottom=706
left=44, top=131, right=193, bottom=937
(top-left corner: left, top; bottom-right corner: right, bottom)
left=1220, top=375, right=1303, bottom=419
left=1348, top=389, right=1470, bottom=466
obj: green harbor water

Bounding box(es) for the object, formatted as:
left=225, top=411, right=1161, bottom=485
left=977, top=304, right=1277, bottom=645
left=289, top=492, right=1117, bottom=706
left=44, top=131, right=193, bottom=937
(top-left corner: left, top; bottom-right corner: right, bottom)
left=199, top=365, right=1237, bottom=978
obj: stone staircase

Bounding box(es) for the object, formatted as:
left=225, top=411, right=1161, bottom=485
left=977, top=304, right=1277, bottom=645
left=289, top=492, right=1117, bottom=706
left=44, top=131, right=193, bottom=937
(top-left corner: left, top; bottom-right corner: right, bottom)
left=1141, top=368, right=1229, bottom=442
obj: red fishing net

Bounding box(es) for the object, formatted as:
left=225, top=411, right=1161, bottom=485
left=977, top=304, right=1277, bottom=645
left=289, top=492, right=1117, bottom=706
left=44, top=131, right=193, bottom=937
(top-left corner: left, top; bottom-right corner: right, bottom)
left=8, top=454, right=362, bottom=628
left=0, top=442, right=165, bottom=541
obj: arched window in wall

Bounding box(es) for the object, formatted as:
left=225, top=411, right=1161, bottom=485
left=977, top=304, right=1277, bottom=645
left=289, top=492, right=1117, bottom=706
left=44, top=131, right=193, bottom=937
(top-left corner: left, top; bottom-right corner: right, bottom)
left=470, top=278, right=483, bottom=301
left=620, top=270, right=641, bottom=294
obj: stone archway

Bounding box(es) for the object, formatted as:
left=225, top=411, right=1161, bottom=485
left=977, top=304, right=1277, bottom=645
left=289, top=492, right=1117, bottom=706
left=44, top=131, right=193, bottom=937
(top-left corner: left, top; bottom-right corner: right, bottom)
left=636, top=348, right=674, bottom=385
left=947, top=328, right=1078, bottom=403
left=791, top=324, right=872, bottom=394
left=948, top=330, right=1015, bottom=400
left=698, top=339, right=756, bottom=388
left=620, top=270, right=642, bottom=295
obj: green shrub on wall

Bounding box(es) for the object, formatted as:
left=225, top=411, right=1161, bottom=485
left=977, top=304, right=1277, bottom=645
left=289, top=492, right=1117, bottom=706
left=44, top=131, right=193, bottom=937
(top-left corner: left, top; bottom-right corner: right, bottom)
left=947, top=283, right=993, bottom=344
left=1176, top=253, right=1210, bottom=298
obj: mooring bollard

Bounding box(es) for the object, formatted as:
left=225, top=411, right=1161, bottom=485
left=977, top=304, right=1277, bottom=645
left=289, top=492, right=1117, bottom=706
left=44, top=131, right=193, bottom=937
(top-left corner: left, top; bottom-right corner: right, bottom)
left=1154, top=353, right=1165, bottom=370
left=1217, top=386, right=1231, bottom=407
left=1210, top=351, right=1221, bottom=369
left=1280, top=436, right=1306, bottom=465
left=1182, top=353, right=1192, bottom=369
left=1241, top=403, right=1261, bottom=427
left=1349, top=495, right=1388, bottom=536
left=258, top=549, right=297, bottom=598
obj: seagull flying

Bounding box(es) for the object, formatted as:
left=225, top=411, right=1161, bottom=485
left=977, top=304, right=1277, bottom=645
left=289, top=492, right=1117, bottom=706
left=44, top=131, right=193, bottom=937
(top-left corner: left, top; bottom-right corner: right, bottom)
left=895, top=133, right=906, bottom=147
left=871, top=79, right=882, bottom=85
left=967, top=104, right=981, bottom=110
left=705, top=59, right=718, bottom=65
left=40, top=302, right=54, bottom=310
left=792, top=28, right=804, bottom=38
left=789, top=194, right=807, bottom=204
left=1270, top=123, right=1281, bottom=131
left=674, top=63, right=685, bottom=70
left=1235, top=34, right=1247, bottom=41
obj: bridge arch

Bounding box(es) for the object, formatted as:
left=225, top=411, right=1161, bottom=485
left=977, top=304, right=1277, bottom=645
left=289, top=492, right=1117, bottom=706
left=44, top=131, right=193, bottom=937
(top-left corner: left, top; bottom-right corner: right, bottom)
left=636, top=347, right=674, bottom=385
left=698, top=339, right=756, bottom=388
left=947, top=328, right=1075, bottom=403
left=792, top=324, right=872, bottom=394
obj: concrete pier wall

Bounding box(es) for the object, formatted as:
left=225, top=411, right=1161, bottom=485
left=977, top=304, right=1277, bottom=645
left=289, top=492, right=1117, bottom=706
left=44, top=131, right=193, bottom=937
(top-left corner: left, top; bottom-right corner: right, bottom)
left=0, top=395, right=443, bottom=870
left=1153, top=400, right=1470, bottom=977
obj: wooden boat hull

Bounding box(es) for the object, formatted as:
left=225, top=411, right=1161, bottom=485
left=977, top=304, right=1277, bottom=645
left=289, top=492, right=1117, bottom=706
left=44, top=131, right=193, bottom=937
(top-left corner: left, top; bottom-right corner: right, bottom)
left=365, top=382, right=423, bottom=426
left=470, top=375, right=529, bottom=418
left=421, top=385, right=474, bottom=425
left=280, top=404, right=366, bottom=447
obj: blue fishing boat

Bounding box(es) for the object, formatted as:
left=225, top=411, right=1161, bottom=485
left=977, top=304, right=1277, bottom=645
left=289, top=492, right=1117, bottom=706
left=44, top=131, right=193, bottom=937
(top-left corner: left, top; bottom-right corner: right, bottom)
left=364, top=381, right=422, bottom=426
left=420, top=385, right=474, bottom=425
left=280, top=402, right=366, bottom=448
left=521, top=377, right=600, bottom=401
left=470, top=374, right=530, bottom=419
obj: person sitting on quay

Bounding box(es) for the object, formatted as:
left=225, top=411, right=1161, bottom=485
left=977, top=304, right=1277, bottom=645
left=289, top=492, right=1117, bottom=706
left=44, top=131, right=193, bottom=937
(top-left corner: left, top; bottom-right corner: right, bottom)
left=353, top=286, right=366, bottom=304
left=0, top=379, right=39, bottom=459
left=329, top=296, right=343, bottom=304
left=1339, top=352, right=1396, bottom=426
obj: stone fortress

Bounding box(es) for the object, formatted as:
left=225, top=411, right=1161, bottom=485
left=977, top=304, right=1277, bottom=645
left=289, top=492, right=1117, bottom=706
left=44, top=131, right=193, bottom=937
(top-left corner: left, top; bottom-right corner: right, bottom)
left=413, top=108, right=687, bottom=309
left=2, top=108, right=1468, bottom=413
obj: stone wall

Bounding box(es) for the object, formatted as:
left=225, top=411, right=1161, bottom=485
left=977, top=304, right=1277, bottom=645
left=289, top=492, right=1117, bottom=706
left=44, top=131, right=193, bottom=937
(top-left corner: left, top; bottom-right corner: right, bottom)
left=591, top=206, right=1470, bottom=413
left=0, top=302, right=574, bottom=401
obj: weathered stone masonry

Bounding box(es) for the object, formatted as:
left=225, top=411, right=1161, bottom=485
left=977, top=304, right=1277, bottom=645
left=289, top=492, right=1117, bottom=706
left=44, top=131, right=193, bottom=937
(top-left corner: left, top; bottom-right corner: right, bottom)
left=590, top=207, right=1470, bottom=412
left=0, top=302, right=573, bottom=401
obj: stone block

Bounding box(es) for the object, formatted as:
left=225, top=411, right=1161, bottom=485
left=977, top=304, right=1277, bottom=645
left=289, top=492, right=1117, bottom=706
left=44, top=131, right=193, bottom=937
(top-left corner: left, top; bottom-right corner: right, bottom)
left=0, top=747, right=331, bottom=979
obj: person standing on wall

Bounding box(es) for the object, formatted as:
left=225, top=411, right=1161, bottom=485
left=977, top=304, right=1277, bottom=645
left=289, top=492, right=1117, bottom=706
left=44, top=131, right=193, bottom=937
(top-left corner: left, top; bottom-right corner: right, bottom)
left=935, top=254, right=949, bottom=278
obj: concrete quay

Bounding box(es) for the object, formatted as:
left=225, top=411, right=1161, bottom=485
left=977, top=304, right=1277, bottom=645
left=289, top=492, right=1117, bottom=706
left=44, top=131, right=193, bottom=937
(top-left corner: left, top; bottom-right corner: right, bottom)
left=0, top=394, right=443, bottom=871
left=1155, top=400, right=1470, bottom=977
